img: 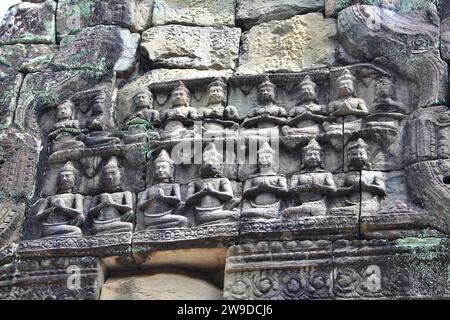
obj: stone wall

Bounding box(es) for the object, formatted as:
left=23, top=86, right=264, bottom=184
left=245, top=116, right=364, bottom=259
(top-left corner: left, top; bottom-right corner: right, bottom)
left=0, top=0, right=449, bottom=300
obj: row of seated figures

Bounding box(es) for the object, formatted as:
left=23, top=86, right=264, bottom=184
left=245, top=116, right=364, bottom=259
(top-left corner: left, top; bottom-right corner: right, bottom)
left=35, top=137, right=386, bottom=239
left=47, top=69, right=406, bottom=154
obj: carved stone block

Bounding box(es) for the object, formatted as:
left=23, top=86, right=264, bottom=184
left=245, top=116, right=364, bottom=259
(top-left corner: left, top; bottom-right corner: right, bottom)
left=441, top=17, right=450, bottom=61
left=0, top=0, right=56, bottom=45
left=236, top=13, right=337, bottom=75
left=0, top=200, right=26, bottom=250
left=0, top=131, right=40, bottom=199
left=15, top=71, right=113, bottom=135
left=333, top=238, right=449, bottom=299
left=237, top=0, right=324, bottom=29
left=56, top=0, right=154, bottom=38
left=224, top=240, right=335, bottom=299
left=51, top=26, right=140, bottom=77
left=141, top=25, right=241, bottom=70
left=325, top=0, right=436, bottom=17
left=224, top=238, right=450, bottom=300
left=337, top=5, right=447, bottom=108
left=116, top=70, right=233, bottom=124
left=403, top=106, right=450, bottom=165
left=0, top=74, right=23, bottom=130
left=405, top=160, right=450, bottom=230
left=0, top=256, right=105, bottom=300
left=152, top=0, right=235, bottom=27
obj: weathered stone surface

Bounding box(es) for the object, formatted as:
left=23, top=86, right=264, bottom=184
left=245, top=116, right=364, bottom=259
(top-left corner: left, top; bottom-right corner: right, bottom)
left=0, top=200, right=26, bottom=249
left=153, top=0, right=235, bottom=27
left=0, top=256, right=104, bottom=300
left=0, top=131, right=41, bottom=199
left=56, top=0, right=154, bottom=37
left=325, top=0, right=437, bottom=17
left=224, top=239, right=450, bottom=300
left=236, top=13, right=337, bottom=75
left=441, top=17, right=450, bottom=61
left=0, top=1, right=56, bottom=45
left=101, top=273, right=223, bottom=300
left=0, top=44, right=56, bottom=77
left=15, top=70, right=111, bottom=135
left=141, top=25, right=241, bottom=70
left=337, top=5, right=447, bottom=108
left=116, top=69, right=233, bottom=129
left=237, top=0, right=324, bottom=29
left=0, top=74, right=23, bottom=129
left=52, top=26, right=140, bottom=77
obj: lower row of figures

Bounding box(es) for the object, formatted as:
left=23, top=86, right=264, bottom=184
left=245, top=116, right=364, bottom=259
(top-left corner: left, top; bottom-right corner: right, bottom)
left=28, top=138, right=397, bottom=240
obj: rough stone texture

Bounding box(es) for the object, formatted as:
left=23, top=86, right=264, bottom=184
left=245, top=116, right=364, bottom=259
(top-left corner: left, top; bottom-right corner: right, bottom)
left=0, top=0, right=56, bottom=45
left=237, top=0, right=324, bottom=29
left=152, top=0, right=235, bottom=27
left=101, top=273, right=223, bottom=300
left=0, top=256, right=105, bottom=299
left=0, top=0, right=450, bottom=301
left=441, top=17, right=450, bottom=61
left=52, top=25, right=140, bottom=77
left=325, top=0, right=437, bottom=17
left=141, top=25, right=241, bottom=70
left=236, top=13, right=337, bottom=75
left=0, top=74, right=23, bottom=130
left=56, top=0, right=154, bottom=38
left=15, top=70, right=111, bottom=135
left=224, top=239, right=450, bottom=299
left=0, top=131, right=41, bottom=199
left=337, top=5, right=447, bottom=108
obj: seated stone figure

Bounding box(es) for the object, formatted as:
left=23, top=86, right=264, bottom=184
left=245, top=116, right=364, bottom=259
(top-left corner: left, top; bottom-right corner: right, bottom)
left=332, top=139, right=386, bottom=215
left=88, top=158, right=134, bottom=235
left=242, top=142, right=288, bottom=221
left=122, top=88, right=160, bottom=143
left=160, top=81, right=199, bottom=140
left=366, top=77, right=407, bottom=130
left=198, top=78, right=240, bottom=138
left=48, top=100, right=85, bottom=153
left=283, top=139, right=336, bottom=218
left=282, top=76, right=330, bottom=137
left=323, top=69, right=369, bottom=134
left=186, top=143, right=240, bottom=226
left=241, top=76, right=287, bottom=138
left=137, top=150, right=188, bottom=230
left=36, top=162, right=85, bottom=238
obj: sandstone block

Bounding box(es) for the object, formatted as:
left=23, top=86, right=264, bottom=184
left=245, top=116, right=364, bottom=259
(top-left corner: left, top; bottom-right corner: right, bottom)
left=237, top=0, right=324, bottom=29
left=236, top=13, right=337, bottom=75
left=0, top=1, right=56, bottom=45
left=51, top=25, right=140, bottom=76
left=101, top=273, right=223, bottom=300
left=56, top=0, right=154, bottom=37
left=153, top=0, right=235, bottom=27
left=141, top=25, right=241, bottom=70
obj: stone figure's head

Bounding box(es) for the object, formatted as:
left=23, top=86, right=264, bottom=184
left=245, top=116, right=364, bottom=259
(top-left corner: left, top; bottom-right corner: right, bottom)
left=170, top=81, right=191, bottom=107
left=101, top=157, right=122, bottom=191
left=257, top=76, right=276, bottom=105
left=133, top=88, right=153, bottom=109
left=336, top=69, right=356, bottom=98
left=57, top=161, right=77, bottom=193
left=348, top=138, right=369, bottom=170
left=302, top=138, right=323, bottom=170
left=207, top=78, right=226, bottom=105
left=154, top=150, right=174, bottom=182
left=257, top=142, right=277, bottom=171
left=56, top=100, right=74, bottom=121
left=201, top=143, right=224, bottom=177
left=299, top=75, right=317, bottom=103
left=375, top=77, right=395, bottom=101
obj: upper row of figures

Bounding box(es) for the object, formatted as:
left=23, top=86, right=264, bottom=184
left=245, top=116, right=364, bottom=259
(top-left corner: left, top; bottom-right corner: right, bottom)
left=47, top=68, right=407, bottom=155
